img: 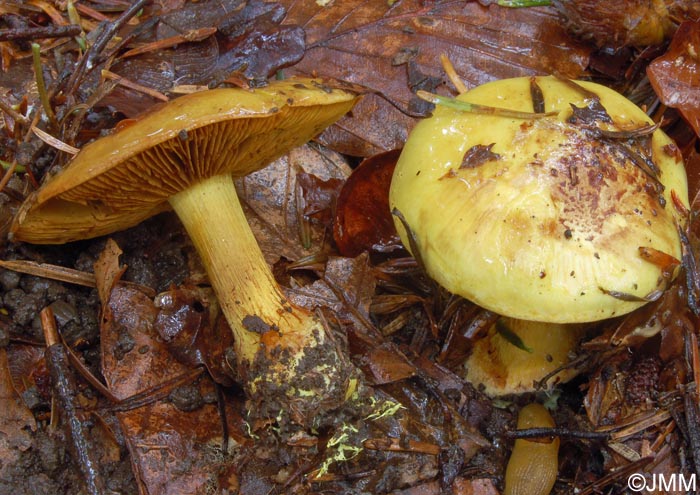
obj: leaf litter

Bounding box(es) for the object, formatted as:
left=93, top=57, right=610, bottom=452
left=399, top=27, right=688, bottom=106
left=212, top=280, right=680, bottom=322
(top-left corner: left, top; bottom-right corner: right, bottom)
left=1, top=0, right=700, bottom=494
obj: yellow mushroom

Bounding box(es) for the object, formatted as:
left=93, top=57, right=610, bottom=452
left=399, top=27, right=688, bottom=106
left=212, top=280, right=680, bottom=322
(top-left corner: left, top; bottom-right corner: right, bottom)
left=9, top=79, right=362, bottom=424
left=390, top=75, right=688, bottom=394
left=464, top=318, right=586, bottom=396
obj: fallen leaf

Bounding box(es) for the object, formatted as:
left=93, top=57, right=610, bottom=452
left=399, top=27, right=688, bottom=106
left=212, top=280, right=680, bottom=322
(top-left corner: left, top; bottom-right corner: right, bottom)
left=334, top=149, right=403, bottom=257
left=281, top=0, right=591, bottom=155
left=93, top=238, right=125, bottom=308
left=94, top=240, right=247, bottom=495
left=238, top=143, right=352, bottom=264
left=100, top=284, right=248, bottom=494
left=360, top=343, right=416, bottom=384
left=0, top=348, right=36, bottom=467
left=102, top=0, right=305, bottom=116
left=648, top=20, right=700, bottom=137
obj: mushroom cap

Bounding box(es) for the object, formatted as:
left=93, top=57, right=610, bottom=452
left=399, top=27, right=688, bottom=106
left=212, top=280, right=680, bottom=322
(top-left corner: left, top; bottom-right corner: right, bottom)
left=390, top=76, right=688, bottom=323
left=11, top=78, right=360, bottom=244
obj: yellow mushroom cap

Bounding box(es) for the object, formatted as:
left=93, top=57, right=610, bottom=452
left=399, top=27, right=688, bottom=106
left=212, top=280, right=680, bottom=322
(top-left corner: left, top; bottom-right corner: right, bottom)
left=390, top=76, right=688, bottom=323
left=11, top=78, right=360, bottom=244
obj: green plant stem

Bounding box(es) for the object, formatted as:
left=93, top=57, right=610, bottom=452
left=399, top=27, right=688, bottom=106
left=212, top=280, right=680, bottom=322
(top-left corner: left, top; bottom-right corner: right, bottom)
left=416, top=90, right=556, bottom=119
left=0, top=159, right=25, bottom=173
left=31, top=43, right=57, bottom=127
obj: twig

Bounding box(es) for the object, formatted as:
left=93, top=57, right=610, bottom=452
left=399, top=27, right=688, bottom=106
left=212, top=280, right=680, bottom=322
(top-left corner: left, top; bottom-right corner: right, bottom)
left=505, top=427, right=610, bottom=440
left=577, top=456, right=653, bottom=495
left=0, top=24, right=82, bottom=42
left=0, top=161, right=18, bottom=195
left=439, top=54, right=467, bottom=94
left=64, top=0, right=152, bottom=96
left=32, top=126, right=80, bottom=154
left=684, top=327, right=700, bottom=479
left=101, top=69, right=168, bottom=102
left=0, top=259, right=156, bottom=297
left=120, top=27, right=217, bottom=58
left=41, top=307, right=106, bottom=495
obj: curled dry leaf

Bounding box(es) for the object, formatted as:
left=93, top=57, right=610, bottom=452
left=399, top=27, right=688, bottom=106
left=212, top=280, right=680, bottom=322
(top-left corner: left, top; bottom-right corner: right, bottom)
left=551, top=0, right=697, bottom=48
left=238, top=143, right=352, bottom=264
left=334, top=149, right=403, bottom=257
left=0, top=348, right=36, bottom=473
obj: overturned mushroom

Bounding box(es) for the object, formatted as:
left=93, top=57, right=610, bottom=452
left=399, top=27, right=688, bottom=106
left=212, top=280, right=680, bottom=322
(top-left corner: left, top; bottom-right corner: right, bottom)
left=390, top=75, right=688, bottom=394
left=10, top=79, right=361, bottom=423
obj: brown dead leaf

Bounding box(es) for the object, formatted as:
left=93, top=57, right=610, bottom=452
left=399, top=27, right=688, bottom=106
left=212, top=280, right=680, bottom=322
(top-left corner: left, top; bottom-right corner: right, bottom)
left=102, top=0, right=305, bottom=116
left=361, top=343, right=416, bottom=384
left=334, top=149, right=403, bottom=257
left=92, top=237, right=247, bottom=495
left=93, top=238, right=125, bottom=307
left=238, top=143, right=351, bottom=264
left=452, top=477, right=499, bottom=495
left=287, top=253, right=377, bottom=329
left=100, top=284, right=247, bottom=495
left=648, top=20, right=700, bottom=137
left=153, top=285, right=236, bottom=387
left=281, top=0, right=591, bottom=155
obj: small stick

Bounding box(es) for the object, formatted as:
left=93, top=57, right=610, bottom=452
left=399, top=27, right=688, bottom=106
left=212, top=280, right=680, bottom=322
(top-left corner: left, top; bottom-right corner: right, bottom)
left=684, top=327, right=700, bottom=478
left=363, top=437, right=441, bottom=455
left=32, top=126, right=80, bottom=154
left=0, top=24, right=82, bottom=42
left=101, top=69, right=168, bottom=102
left=0, top=95, right=28, bottom=124
left=120, top=27, right=217, bottom=58
left=0, top=259, right=156, bottom=297
left=64, top=0, right=151, bottom=96
left=41, top=307, right=106, bottom=495
left=74, top=3, right=110, bottom=22
left=0, top=160, right=18, bottom=194
left=505, top=427, right=611, bottom=440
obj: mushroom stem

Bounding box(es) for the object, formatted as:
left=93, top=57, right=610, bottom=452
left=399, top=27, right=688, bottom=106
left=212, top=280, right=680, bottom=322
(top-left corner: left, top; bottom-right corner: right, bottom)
left=171, top=174, right=277, bottom=361
left=170, top=173, right=316, bottom=361
left=169, top=173, right=353, bottom=422
left=464, top=318, right=586, bottom=396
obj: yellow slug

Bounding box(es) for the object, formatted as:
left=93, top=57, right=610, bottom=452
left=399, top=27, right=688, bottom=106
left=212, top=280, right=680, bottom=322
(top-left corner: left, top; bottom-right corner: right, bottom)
left=503, top=403, right=559, bottom=495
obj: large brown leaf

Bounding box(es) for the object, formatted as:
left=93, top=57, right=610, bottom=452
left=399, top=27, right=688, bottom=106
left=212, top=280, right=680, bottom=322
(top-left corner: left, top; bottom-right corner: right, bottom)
left=647, top=20, right=700, bottom=138
left=281, top=0, right=591, bottom=155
